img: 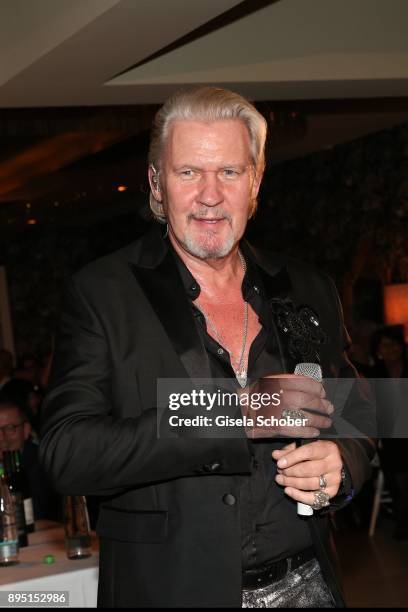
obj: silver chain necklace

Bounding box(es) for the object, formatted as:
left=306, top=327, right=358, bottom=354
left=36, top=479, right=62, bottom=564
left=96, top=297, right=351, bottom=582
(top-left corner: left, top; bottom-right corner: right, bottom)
left=195, top=250, right=249, bottom=388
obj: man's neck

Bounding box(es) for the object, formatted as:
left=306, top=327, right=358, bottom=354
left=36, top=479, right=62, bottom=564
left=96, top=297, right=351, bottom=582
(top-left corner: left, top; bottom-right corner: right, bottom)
left=169, top=234, right=244, bottom=297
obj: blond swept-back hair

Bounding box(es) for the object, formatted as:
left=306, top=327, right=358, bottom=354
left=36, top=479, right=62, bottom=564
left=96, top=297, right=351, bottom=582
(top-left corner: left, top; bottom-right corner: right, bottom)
left=148, top=86, right=267, bottom=223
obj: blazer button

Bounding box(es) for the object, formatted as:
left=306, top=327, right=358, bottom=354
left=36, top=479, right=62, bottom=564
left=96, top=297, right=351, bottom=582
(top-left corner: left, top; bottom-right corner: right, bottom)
left=203, top=462, right=221, bottom=473
left=222, top=493, right=236, bottom=506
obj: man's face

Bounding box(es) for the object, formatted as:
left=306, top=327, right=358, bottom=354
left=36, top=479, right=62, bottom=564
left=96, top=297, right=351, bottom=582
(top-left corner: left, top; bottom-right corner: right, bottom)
left=151, top=119, right=262, bottom=259
left=0, top=405, right=30, bottom=452
left=377, top=337, right=403, bottom=363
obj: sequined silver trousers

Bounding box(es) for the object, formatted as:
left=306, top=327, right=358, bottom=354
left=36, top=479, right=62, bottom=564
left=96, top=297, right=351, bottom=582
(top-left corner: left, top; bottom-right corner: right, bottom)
left=242, top=559, right=336, bottom=608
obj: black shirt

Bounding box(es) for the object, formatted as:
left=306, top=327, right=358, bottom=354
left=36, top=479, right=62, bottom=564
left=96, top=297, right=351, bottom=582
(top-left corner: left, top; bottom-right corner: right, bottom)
left=171, top=242, right=312, bottom=570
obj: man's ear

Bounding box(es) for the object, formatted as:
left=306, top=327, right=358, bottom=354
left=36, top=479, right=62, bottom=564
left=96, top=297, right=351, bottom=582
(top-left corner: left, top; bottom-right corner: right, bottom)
left=148, top=165, right=163, bottom=202
left=247, top=169, right=263, bottom=219
left=250, top=169, right=263, bottom=201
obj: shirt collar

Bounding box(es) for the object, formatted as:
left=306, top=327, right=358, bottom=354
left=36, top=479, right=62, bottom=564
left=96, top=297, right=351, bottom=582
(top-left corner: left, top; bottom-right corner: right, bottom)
left=170, top=243, right=266, bottom=302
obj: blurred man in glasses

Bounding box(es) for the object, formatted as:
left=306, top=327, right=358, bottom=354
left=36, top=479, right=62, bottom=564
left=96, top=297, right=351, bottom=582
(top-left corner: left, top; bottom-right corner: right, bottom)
left=0, top=389, right=60, bottom=521
left=0, top=393, right=31, bottom=452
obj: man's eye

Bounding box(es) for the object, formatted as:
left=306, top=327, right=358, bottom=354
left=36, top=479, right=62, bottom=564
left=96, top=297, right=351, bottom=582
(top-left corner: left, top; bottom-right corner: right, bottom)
left=180, top=170, right=194, bottom=178
left=223, top=169, right=239, bottom=177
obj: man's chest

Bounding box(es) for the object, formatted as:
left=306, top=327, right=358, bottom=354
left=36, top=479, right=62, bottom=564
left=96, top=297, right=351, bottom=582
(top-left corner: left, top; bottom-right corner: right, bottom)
left=195, top=297, right=262, bottom=362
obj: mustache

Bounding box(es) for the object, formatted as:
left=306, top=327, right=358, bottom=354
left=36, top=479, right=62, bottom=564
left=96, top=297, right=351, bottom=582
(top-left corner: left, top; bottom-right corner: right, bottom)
left=188, top=211, right=232, bottom=222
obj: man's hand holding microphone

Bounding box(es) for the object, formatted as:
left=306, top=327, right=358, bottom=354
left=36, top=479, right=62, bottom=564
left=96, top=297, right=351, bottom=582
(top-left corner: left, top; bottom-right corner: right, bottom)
left=240, top=368, right=344, bottom=513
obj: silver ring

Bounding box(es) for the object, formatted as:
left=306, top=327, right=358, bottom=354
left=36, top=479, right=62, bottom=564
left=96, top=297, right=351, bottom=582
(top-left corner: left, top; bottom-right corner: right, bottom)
left=319, top=474, right=328, bottom=490
left=311, top=490, right=330, bottom=511
left=281, top=409, right=305, bottom=421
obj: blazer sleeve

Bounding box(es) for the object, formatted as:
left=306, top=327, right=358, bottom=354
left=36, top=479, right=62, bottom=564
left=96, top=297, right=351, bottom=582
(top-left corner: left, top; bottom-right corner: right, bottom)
left=324, top=275, right=377, bottom=511
left=39, top=277, right=252, bottom=496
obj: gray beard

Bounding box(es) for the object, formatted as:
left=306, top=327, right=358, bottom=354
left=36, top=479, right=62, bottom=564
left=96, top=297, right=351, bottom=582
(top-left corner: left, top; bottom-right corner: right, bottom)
left=181, top=228, right=235, bottom=259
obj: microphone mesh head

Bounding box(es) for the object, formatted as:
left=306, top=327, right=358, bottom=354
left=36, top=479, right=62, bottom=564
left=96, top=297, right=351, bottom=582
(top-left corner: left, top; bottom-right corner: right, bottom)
left=294, top=362, right=322, bottom=383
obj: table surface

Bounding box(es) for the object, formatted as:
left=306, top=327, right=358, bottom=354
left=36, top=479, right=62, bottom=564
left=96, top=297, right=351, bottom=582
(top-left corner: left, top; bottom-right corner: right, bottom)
left=0, top=520, right=99, bottom=587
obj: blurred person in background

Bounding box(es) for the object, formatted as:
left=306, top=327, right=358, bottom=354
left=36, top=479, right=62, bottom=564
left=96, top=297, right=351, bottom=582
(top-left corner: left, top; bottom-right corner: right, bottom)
left=347, top=320, right=378, bottom=379
left=371, top=326, right=408, bottom=540
left=14, top=353, right=44, bottom=393
left=371, top=326, right=408, bottom=379
left=1, top=378, right=43, bottom=439
left=0, top=389, right=61, bottom=522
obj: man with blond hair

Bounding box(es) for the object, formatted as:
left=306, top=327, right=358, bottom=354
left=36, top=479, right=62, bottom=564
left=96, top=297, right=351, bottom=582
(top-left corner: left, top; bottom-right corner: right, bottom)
left=40, top=87, right=374, bottom=608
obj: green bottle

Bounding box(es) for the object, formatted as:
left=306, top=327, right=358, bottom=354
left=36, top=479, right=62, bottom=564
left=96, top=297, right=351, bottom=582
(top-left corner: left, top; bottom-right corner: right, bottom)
left=0, top=467, right=19, bottom=565
left=14, top=451, right=35, bottom=534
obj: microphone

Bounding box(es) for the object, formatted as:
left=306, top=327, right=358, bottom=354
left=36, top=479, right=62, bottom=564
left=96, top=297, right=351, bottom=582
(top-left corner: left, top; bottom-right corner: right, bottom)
left=294, top=362, right=323, bottom=517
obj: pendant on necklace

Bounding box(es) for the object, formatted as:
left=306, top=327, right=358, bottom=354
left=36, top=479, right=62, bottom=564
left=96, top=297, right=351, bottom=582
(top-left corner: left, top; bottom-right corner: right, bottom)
left=236, top=370, right=248, bottom=389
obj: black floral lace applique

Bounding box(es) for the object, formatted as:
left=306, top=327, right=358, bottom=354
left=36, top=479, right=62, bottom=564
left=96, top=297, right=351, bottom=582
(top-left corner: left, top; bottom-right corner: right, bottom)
left=271, top=297, right=328, bottom=363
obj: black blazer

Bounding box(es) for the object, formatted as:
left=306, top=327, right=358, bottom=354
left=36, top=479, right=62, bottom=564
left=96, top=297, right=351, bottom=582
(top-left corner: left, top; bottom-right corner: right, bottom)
left=40, top=224, right=375, bottom=608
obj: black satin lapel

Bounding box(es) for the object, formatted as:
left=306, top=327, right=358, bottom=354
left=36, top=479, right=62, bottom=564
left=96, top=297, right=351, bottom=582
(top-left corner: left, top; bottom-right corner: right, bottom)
left=255, top=265, right=296, bottom=373
left=256, top=265, right=292, bottom=302
left=129, top=252, right=211, bottom=381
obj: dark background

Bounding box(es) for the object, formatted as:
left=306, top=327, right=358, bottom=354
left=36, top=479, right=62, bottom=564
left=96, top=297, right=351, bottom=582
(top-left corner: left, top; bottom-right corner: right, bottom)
left=1, top=116, right=406, bottom=359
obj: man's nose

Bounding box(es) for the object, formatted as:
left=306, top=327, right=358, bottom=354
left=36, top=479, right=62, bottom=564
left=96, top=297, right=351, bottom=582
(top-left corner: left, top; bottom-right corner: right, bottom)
left=197, top=172, right=223, bottom=207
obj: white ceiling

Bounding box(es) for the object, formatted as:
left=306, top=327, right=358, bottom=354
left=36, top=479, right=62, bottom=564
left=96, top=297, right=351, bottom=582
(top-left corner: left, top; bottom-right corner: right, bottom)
left=0, top=0, right=408, bottom=108
left=0, top=0, right=240, bottom=107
